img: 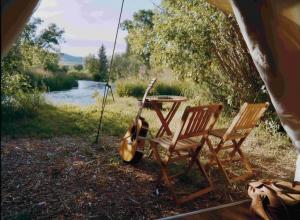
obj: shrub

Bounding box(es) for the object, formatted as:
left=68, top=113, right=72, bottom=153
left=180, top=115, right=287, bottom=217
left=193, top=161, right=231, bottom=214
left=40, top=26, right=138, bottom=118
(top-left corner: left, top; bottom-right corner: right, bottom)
left=74, top=64, right=83, bottom=71
left=116, top=80, right=185, bottom=98
left=153, top=82, right=182, bottom=96
left=68, top=71, right=92, bottom=80
left=43, top=74, right=78, bottom=91
left=1, top=72, right=44, bottom=122
left=25, top=71, right=78, bottom=91
left=1, top=90, right=44, bottom=121
left=116, top=80, right=147, bottom=98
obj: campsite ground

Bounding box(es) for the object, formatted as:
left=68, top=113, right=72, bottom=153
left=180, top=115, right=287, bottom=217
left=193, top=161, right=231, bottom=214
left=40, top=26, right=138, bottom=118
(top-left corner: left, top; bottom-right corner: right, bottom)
left=1, top=97, right=297, bottom=219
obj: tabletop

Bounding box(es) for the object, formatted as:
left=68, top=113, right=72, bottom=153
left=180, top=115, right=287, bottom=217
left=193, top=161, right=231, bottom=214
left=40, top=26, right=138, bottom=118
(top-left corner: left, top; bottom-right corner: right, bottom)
left=146, top=95, right=187, bottom=103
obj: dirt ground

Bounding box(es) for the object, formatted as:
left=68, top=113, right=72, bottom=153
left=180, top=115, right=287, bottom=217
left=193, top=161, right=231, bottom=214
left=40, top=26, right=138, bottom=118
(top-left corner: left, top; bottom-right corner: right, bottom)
left=1, top=136, right=296, bottom=219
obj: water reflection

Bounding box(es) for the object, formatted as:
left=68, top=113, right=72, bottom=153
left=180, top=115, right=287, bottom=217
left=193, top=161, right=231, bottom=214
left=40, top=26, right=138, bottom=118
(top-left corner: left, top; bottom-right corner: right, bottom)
left=45, top=80, right=110, bottom=106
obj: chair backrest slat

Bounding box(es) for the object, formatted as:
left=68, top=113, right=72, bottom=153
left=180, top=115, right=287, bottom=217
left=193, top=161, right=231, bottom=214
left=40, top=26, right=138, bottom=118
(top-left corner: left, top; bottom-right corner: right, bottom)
left=171, top=104, right=223, bottom=149
left=224, top=102, right=269, bottom=140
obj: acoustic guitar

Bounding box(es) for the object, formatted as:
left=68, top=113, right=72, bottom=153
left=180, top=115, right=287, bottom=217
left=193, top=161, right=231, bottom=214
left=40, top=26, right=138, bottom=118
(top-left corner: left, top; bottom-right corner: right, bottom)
left=119, top=78, right=157, bottom=164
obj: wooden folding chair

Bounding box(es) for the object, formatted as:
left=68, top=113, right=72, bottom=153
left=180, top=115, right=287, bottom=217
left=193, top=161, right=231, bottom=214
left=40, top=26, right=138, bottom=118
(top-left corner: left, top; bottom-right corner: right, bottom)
left=150, top=104, right=223, bottom=205
left=206, top=102, right=269, bottom=184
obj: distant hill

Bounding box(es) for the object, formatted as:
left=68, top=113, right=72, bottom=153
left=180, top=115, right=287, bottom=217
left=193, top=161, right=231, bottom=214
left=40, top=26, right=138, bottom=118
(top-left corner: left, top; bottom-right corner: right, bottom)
left=59, top=53, right=84, bottom=66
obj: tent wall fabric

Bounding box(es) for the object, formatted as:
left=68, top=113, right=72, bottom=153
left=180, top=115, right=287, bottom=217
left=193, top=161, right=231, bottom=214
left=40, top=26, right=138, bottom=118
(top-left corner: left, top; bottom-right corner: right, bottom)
left=1, top=0, right=40, bottom=56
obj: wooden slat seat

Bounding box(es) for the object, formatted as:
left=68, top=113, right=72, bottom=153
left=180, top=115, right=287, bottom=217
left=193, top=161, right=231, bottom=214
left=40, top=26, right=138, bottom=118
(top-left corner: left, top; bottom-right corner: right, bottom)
left=151, top=136, right=201, bottom=151
left=210, top=128, right=250, bottom=139
left=150, top=104, right=223, bottom=205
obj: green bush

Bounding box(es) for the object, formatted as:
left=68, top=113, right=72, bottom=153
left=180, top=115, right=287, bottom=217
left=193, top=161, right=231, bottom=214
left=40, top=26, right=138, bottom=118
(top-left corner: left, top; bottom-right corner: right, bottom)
left=116, top=80, right=147, bottom=98
left=153, top=82, right=182, bottom=96
left=1, top=90, right=44, bottom=121
left=43, top=74, right=78, bottom=91
left=68, top=71, right=92, bottom=80
left=26, top=71, right=78, bottom=91
left=116, top=80, right=185, bottom=98
left=1, top=72, right=44, bottom=122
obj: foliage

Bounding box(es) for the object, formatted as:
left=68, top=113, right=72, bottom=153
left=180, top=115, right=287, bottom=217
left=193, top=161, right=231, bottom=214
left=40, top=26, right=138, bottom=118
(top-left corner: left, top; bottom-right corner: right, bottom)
left=84, top=45, right=109, bottom=82
left=115, top=79, right=184, bottom=98
left=1, top=17, right=65, bottom=120
left=60, top=65, right=69, bottom=73
left=26, top=71, right=78, bottom=91
left=73, top=64, right=83, bottom=71
left=68, top=71, right=92, bottom=80
left=42, top=74, right=78, bottom=91
left=153, top=82, right=182, bottom=96
left=17, top=17, right=64, bottom=71
left=110, top=53, right=142, bottom=80
left=122, top=10, right=155, bottom=68
left=124, top=1, right=269, bottom=111
left=116, top=80, right=147, bottom=98
left=96, top=44, right=109, bottom=81
left=84, top=54, right=99, bottom=76
left=1, top=72, right=44, bottom=122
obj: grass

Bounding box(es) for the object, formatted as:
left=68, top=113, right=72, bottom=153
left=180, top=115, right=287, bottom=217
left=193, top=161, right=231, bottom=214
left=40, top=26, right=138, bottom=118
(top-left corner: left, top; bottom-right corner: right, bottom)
left=116, top=80, right=184, bottom=98
left=27, top=69, right=92, bottom=92
left=1, top=100, right=132, bottom=139
left=2, top=95, right=294, bottom=160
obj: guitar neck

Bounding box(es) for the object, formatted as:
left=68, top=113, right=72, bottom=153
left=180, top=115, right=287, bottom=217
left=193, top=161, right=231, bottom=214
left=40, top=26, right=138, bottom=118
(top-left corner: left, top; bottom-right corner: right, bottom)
left=136, top=78, right=157, bottom=119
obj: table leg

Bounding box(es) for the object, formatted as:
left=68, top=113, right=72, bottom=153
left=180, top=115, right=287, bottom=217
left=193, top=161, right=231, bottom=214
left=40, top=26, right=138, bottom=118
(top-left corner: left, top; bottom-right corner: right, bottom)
left=152, top=101, right=181, bottom=137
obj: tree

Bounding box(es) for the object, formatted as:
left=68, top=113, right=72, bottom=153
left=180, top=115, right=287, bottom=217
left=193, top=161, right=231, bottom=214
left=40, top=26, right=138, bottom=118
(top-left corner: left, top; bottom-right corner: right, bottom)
left=84, top=54, right=99, bottom=76
left=111, top=53, right=142, bottom=80
left=2, top=17, right=64, bottom=75
left=19, top=17, right=64, bottom=71
left=149, top=0, right=265, bottom=109
left=121, top=10, right=154, bottom=68
left=1, top=17, right=65, bottom=119
left=61, top=65, right=69, bottom=73
left=96, top=44, right=108, bottom=81
left=74, top=64, right=83, bottom=71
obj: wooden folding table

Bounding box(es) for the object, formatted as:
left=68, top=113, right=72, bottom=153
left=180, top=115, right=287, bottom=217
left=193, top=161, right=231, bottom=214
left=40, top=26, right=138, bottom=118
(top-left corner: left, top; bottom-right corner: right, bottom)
left=146, top=95, right=187, bottom=137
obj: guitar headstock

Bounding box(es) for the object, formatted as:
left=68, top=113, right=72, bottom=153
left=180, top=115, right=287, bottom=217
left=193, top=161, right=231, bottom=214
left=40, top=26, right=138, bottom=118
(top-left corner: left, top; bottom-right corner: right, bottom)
left=142, top=78, right=157, bottom=103
left=146, top=78, right=157, bottom=92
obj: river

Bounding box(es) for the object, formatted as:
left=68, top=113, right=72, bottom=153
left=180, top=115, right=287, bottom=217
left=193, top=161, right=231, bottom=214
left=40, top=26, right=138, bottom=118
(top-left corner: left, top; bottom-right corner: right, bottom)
left=44, top=80, right=111, bottom=106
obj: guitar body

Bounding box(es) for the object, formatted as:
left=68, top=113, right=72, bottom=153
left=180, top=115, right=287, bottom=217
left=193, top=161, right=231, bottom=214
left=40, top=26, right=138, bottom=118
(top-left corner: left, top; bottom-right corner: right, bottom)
left=119, top=78, right=156, bottom=164
left=119, top=116, right=149, bottom=163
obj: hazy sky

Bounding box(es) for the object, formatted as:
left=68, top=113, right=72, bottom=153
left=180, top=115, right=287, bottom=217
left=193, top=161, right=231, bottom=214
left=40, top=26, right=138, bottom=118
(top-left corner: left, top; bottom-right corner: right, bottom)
left=33, top=0, right=160, bottom=57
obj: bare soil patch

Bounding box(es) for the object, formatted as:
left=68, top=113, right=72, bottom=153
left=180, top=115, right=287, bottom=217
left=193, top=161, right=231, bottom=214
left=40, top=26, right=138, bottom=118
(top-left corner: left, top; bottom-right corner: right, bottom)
left=1, top=136, right=296, bottom=219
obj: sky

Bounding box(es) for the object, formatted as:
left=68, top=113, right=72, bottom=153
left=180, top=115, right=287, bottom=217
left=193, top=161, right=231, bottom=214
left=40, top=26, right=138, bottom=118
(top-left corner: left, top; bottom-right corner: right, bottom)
left=33, top=0, right=160, bottom=57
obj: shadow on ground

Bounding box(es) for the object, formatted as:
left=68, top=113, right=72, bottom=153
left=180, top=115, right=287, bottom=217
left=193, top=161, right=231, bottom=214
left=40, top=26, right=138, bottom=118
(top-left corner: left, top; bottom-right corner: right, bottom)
left=1, top=135, right=295, bottom=219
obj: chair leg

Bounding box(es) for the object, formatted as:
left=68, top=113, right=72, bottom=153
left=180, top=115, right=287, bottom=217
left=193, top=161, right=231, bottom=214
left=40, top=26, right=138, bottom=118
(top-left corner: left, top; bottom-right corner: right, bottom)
left=186, top=138, right=205, bottom=172
left=206, top=137, right=254, bottom=184
left=175, top=144, right=214, bottom=204
left=227, top=139, right=253, bottom=181
left=150, top=142, right=179, bottom=203
left=185, top=139, right=213, bottom=186
left=206, top=138, right=232, bottom=184
left=205, top=139, right=223, bottom=168
left=195, top=158, right=213, bottom=187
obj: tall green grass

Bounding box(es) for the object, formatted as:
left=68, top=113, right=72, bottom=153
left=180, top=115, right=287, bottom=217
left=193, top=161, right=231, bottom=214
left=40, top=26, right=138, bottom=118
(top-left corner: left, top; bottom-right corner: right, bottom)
left=42, top=74, right=78, bottom=91
left=68, top=71, right=92, bottom=80
left=27, top=71, right=78, bottom=91
left=116, top=80, right=184, bottom=98
left=116, top=80, right=147, bottom=98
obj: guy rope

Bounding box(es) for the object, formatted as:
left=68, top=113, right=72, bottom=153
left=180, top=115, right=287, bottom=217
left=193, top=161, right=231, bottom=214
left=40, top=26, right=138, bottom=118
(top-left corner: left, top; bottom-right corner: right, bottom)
left=95, top=0, right=125, bottom=144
